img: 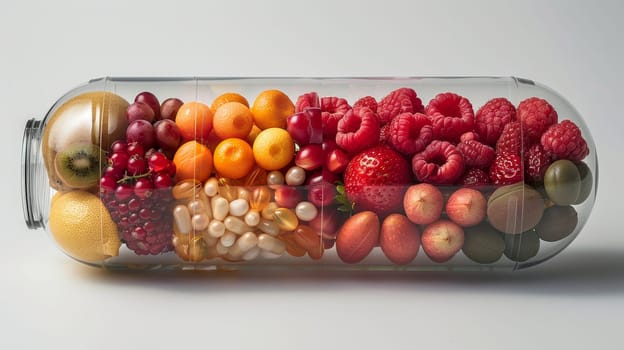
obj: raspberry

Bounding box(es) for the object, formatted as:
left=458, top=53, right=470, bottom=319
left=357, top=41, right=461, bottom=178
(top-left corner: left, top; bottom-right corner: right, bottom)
left=525, top=143, right=552, bottom=182
left=411, top=140, right=465, bottom=184
left=336, top=107, right=381, bottom=154
left=496, top=121, right=529, bottom=155
left=457, top=140, right=495, bottom=169
left=353, top=96, right=378, bottom=112
left=321, top=96, right=350, bottom=138
left=517, top=97, right=558, bottom=143
left=295, top=92, right=320, bottom=112
left=377, top=88, right=424, bottom=125
left=458, top=168, right=491, bottom=187
left=425, top=92, right=475, bottom=143
left=540, top=120, right=589, bottom=161
left=388, top=113, right=433, bottom=155
left=379, top=123, right=392, bottom=144
left=475, top=97, right=516, bottom=146
left=489, top=153, right=523, bottom=185
left=460, top=131, right=480, bottom=143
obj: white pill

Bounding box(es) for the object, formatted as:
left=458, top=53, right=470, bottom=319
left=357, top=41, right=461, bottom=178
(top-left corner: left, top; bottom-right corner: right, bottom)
left=211, top=196, right=229, bottom=221
left=228, top=232, right=259, bottom=259
left=229, top=198, right=250, bottom=217
left=295, top=201, right=318, bottom=221
left=208, top=219, right=226, bottom=238
left=173, top=205, right=192, bottom=235
left=244, top=210, right=260, bottom=227
left=260, top=250, right=283, bottom=259
left=220, top=231, right=237, bottom=248
left=285, top=166, right=306, bottom=186
left=201, top=234, right=218, bottom=247
left=204, top=177, right=219, bottom=197
left=191, top=213, right=210, bottom=231
left=215, top=241, right=229, bottom=255
left=224, top=216, right=253, bottom=234
left=258, top=234, right=287, bottom=255
left=187, top=199, right=207, bottom=216
left=242, top=246, right=261, bottom=261
left=257, top=218, right=280, bottom=236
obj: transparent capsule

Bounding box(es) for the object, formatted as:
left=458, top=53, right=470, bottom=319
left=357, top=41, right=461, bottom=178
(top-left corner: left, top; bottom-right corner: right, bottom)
left=229, top=198, right=250, bottom=217
left=250, top=186, right=272, bottom=211
left=224, top=216, right=253, bottom=235
left=237, top=188, right=251, bottom=202
left=273, top=208, right=299, bottom=231
left=261, top=202, right=278, bottom=220
left=294, top=225, right=324, bottom=260
left=211, top=196, right=229, bottom=221
left=173, top=205, right=192, bottom=235
left=258, top=234, right=286, bottom=255
left=188, top=236, right=208, bottom=262
left=218, top=177, right=238, bottom=202
left=188, top=198, right=210, bottom=216
left=204, top=177, right=219, bottom=197
left=295, top=201, right=318, bottom=221
left=172, top=179, right=203, bottom=200
left=227, top=232, right=259, bottom=260
left=257, top=218, right=280, bottom=236
left=244, top=166, right=267, bottom=187
left=242, top=246, right=261, bottom=261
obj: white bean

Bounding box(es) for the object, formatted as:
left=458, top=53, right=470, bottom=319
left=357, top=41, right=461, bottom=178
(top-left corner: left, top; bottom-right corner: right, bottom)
left=244, top=210, right=260, bottom=227
left=295, top=201, right=318, bottom=221
left=211, top=196, right=229, bottom=221
left=229, top=198, right=250, bottom=217
left=204, top=177, right=219, bottom=197
left=220, top=231, right=237, bottom=248
left=208, top=219, right=226, bottom=238
left=173, top=205, right=192, bottom=235
left=242, top=246, right=261, bottom=261
left=285, top=166, right=306, bottom=186
left=224, top=216, right=253, bottom=234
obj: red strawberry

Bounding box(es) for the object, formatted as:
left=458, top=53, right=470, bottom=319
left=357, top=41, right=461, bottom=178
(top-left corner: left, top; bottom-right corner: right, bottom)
left=343, top=145, right=412, bottom=216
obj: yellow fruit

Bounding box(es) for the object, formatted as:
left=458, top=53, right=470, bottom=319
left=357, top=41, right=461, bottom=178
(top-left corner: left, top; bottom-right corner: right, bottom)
left=253, top=128, right=295, bottom=170
left=250, top=90, right=295, bottom=130
left=49, top=190, right=121, bottom=263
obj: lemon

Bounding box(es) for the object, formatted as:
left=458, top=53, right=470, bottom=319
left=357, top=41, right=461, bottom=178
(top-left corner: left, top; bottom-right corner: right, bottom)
left=49, top=190, right=121, bottom=263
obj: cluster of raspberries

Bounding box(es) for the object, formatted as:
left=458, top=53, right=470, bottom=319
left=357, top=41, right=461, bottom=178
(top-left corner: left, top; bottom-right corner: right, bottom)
left=306, top=88, right=589, bottom=186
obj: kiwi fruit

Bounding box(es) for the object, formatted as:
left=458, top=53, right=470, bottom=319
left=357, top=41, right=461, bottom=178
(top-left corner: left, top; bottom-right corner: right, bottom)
left=462, top=223, right=505, bottom=264
left=535, top=205, right=578, bottom=242
left=487, top=183, right=544, bottom=234
left=53, top=143, right=104, bottom=189
left=504, top=230, right=540, bottom=262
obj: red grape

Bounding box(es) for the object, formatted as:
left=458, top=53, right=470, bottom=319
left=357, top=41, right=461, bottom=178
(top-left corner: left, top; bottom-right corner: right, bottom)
left=274, top=185, right=303, bottom=208
left=126, top=120, right=156, bottom=149
left=307, top=181, right=336, bottom=207
left=326, top=148, right=349, bottom=174
left=126, top=101, right=155, bottom=123
left=134, top=91, right=160, bottom=120
left=160, top=98, right=183, bottom=120
left=287, top=112, right=311, bottom=146
left=295, top=144, right=323, bottom=171
left=154, top=119, right=181, bottom=150
left=111, top=140, right=127, bottom=154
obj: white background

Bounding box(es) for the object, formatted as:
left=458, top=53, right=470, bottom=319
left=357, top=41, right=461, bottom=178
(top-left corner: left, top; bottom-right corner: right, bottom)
left=1, top=0, right=623, bottom=349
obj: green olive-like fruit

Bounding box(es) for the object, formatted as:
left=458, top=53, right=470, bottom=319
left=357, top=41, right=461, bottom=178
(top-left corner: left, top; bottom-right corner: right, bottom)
left=487, top=183, right=544, bottom=234
left=504, top=230, right=540, bottom=263
left=544, top=160, right=581, bottom=205
left=573, top=161, right=593, bottom=204
left=462, top=224, right=505, bottom=264
left=535, top=205, right=578, bottom=242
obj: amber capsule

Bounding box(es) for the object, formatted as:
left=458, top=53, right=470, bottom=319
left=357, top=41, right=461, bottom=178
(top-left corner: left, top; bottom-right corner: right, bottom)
left=172, top=179, right=203, bottom=200
left=261, top=202, right=278, bottom=220
left=217, top=177, right=238, bottom=202
left=244, top=166, right=268, bottom=187
left=257, top=218, right=279, bottom=236
left=273, top=208, right=299, bottom=231
left=188, top=236, right=208, bottom=262
left=279, top=233, right=306, bottom=257
left=250, top=186, right=272, bottom=210
left=294, top=225, right=324, bottom=260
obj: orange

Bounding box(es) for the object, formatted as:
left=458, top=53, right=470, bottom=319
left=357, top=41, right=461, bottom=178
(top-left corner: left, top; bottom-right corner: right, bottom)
left=212, top=102, right=254, bottom=139
left=250, top=89, right=295, bottom=130
left=175, top=101, right=213, bottom=142
left=252, top=128, right=295, bottom=170
left=213, top=138, right=255, bottom=179
left=210, top=92, right=249, bottom=114
left=173, top=141, right=213, bottom=182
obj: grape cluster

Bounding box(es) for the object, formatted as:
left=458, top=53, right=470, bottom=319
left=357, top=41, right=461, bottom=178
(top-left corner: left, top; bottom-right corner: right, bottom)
left=99, top=141, right=175, bottom=255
